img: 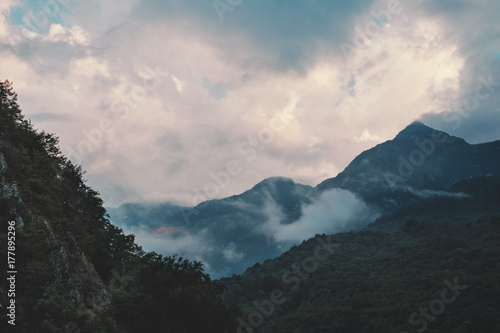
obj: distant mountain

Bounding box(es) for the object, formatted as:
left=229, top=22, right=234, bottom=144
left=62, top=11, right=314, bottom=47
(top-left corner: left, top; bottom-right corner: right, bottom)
left=218, top=121, right=500, bottom=332
left=317, top=121, right=500, bottom=211
left=110, top=122, right=500, bottom=278
left=108, top=177, right=318, bottom=277
left=107, top=201, right=188, bottom=230
left=166, top=176, right=316, bottom=226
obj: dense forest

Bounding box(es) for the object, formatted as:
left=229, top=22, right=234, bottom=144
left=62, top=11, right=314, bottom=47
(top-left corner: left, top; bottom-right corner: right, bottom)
left=0, top=80, right=240, bottom=332
left=222, top=219, right=500, bottom=332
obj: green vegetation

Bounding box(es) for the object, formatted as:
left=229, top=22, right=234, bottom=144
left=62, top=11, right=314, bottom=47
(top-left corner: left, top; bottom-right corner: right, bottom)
left=222, top=219, right=500, bottom=332
left=0, top=80, right=239, bottom=332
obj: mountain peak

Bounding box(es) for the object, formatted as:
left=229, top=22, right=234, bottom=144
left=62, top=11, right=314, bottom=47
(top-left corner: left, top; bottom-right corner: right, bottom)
left=251, top=176, right=294, bottom=191
left=395, top=121, right=435, bottom=140
left=261, top=176, right=294, bottom=184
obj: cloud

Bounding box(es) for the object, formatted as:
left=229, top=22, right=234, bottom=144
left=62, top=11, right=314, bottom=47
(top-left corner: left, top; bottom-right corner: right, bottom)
left=43, top=24, right=90, bottom=46
left=354, top=130, right=384, bottom=142
left=71, top=56, right=111, bottom=78
left=0, top=0, right=498, bottom=210
left=128, top=0, right=377, bottom=73
left=222, top=242, right=244, bottom=262
left=258, top=188, right=377, bottom=245
left=171, top=74, right=185, bottom=94
left=119, top=223, right=214, bottom=267
left=400, top=186, right=471, bottom=199
left=415, top=0, right=500, bottom=143
left=28, top=112, right=74, bottom=123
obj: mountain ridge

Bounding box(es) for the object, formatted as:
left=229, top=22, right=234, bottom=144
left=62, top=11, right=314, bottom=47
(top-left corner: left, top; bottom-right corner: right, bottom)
left=316, top=121, right=500, bottom=212
left=109, top=121, right=500, bottom=278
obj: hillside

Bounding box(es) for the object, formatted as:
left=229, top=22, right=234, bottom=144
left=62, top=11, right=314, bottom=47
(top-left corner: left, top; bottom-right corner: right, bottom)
left=221, top=218, right=500, bottom=332
left=366, top=176, right=500, bottom=231
left=0, top=80, right=240, bottom=332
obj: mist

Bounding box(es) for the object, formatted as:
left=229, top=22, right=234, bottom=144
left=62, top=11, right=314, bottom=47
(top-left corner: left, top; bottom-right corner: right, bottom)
left=258, top=188, right=377, bottom=245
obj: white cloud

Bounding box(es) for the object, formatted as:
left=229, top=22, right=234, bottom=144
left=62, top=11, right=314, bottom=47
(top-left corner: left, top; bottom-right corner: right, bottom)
left=171, top=74, right=185, bottom=94
left=120, top=224, right=214, bottom=264
left=396, top=186, right=471, bottom=199
left=0, top=0, right=15, bottom=39
left=222, top=242, right=244, bottom=262
left=44, top=24, right=90, bottom=46
left=354, top=130, right=384, bottom=142
left=258, top=189, right=377, bottom=245
left=71, top=56, right=111, bottom=78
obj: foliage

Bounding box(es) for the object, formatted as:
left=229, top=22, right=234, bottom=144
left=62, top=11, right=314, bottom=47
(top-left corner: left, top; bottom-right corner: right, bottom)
left=222, top=218, right=500, bottom=333
left=112, top=253, right=241, bottom=332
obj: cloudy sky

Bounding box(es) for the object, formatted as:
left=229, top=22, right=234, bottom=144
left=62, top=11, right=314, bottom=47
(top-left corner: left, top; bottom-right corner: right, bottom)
left=1, top=0, right=499, bottom=207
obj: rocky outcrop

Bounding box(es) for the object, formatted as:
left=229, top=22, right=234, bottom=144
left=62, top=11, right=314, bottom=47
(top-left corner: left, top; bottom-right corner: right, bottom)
left=0, top=152, right=23, bottom=227
left=61, top=231, right=111, bottom=318
left=1, top=150, right=111, bottom=324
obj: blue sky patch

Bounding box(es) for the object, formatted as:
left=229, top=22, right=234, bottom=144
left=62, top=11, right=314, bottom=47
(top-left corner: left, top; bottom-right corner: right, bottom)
left=203, top=77, right=227, bottom=100
left=347, top=77, right=356, bottom=89
left=7, top=0, right=74, bottom=34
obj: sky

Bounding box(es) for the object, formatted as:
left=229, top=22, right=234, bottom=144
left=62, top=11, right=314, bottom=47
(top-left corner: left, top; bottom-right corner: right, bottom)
left=1, top=0, right=499, bottom=208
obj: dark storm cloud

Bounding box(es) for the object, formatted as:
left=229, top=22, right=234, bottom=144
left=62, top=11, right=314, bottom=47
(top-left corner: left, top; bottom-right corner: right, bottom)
left=129, top=0, right=377, bottom=73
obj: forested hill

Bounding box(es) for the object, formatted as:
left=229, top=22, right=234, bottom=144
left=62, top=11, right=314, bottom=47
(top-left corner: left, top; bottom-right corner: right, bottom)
left=222, top=219, right=500, bottom=332
left=0, top=80, right=240, bottom=332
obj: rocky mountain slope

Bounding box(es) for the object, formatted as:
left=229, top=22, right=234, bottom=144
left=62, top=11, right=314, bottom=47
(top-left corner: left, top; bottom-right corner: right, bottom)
left=318, top=121, right=500, bottom=211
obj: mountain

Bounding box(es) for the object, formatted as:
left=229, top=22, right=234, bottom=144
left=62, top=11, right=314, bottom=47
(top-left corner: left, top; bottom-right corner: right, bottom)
left=111, top=122, right=500, bottom=277
left=106, top=201, right=188, bottom=230
left=217, top=121, right=500, bottom=332
left=109, top=177, right=318, bottom=277
left=317, top=121, right=500, bottom=211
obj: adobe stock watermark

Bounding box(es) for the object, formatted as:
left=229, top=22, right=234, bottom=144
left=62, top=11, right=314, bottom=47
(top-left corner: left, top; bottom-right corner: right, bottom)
left=340, top=0, right=406, bottom=62
left=384, top=128, right=454, bottom=191
left=384, top=73, right=500, bottom=191
left=443, top=74, right=500, bottom=130
left=401, top=277, right=467, bottom=333
left=236, top=235, right=341, bottom=333
left=179, top=97, right=298, bottom=224
left=213, top=0, right=244, bottom=22
left=64, top=65, right=169, bottom=162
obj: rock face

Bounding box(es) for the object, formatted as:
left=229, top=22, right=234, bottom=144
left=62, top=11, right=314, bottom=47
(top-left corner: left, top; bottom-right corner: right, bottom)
left=0, top=150, right=110, bottom=324
left=0, top=152, right=23, bottom=227
left=56, top=231, right=112, bottom=320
